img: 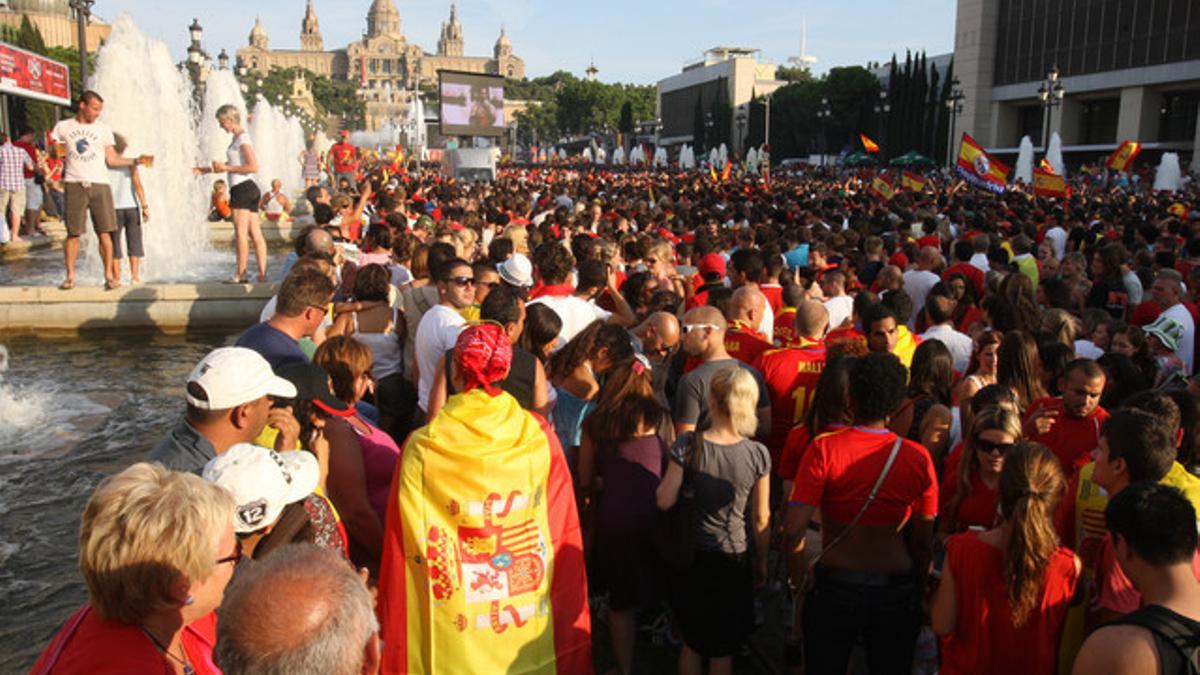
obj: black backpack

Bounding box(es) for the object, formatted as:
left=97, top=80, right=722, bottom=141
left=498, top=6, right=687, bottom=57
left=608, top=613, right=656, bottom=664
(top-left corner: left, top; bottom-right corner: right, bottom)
left=1107, top=605, right=1200, bottom=675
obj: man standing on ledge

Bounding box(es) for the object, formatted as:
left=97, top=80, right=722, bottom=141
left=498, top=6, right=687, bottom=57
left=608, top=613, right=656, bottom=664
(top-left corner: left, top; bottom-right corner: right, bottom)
left=52, top=90, right=151, bottom=291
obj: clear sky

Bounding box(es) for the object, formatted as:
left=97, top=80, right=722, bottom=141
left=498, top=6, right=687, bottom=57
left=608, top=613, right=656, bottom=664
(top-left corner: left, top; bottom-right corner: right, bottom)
left=94, top=0, right=956, bottom=84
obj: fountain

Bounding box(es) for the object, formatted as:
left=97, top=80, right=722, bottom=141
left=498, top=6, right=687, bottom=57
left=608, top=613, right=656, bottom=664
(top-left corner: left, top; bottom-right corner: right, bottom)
left=596, top=146, right=607, bottom=164
left=612, top=146, right=626, bottom=165
left=718, top=143, right=728, bottom=168
left=746, top=147, right=759, bottom=175
left=679, top=144, right=695, bottom=170
left=249, top=96, right=305, bottom=195
left=1046, top=132, right=1066, bottom=178
left=654, top=147, right=667, bottom=168
left=1154, top=153, right=1182, bottom=192
left=629, top=145, right=645, bottom=165
left=581, top=147, right=593, bottom=163
left=1015, top=135, right=1034, bottom=184
left=708, top=147, right=719, bottom=167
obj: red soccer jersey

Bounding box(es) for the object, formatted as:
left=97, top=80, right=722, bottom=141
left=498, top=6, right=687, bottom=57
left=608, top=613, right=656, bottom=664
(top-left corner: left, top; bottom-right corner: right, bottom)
left=774, top=306, right=797, bottom=347
left=682, top=322, right=772, bottom=374
left=755, top=343, right=827, bottom=461
left=760, top=283, right=783, bottom=313
left=790, top=426, right=938, bottom=525
left=939, top=533, right=1079, bottom=675
left=778, top=422, right=847, bottom=481
left=1025, top=397, right=1109, bottom=475
left=331, top=142, right=358, bottom=172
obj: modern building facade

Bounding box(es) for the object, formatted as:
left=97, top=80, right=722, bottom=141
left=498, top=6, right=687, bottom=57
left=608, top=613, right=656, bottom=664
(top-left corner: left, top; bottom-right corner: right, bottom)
left=657, top=47, right=784, bottom=152
left=954, top=0, right=1200, bottom=170
left=237, top=0, right=523, bottom=130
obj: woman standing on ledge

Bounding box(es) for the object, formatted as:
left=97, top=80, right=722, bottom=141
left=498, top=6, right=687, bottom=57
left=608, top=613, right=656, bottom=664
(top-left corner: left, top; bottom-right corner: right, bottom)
left=195, top=104, right=265, bottom=283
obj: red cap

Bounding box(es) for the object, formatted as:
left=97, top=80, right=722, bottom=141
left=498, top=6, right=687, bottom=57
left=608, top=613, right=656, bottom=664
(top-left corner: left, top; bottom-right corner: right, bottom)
left=698, top=253, right=726, bottom=278
left=889, top=251, right=909, bottom=268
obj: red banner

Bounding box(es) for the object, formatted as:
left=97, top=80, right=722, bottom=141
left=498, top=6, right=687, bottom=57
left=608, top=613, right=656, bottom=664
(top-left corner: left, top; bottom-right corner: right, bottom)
left=0, top=42, right=70, bottom=106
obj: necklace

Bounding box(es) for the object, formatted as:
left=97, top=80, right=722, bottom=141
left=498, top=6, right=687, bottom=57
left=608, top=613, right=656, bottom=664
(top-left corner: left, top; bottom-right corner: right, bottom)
left=141, top=626, right=195, bottom=675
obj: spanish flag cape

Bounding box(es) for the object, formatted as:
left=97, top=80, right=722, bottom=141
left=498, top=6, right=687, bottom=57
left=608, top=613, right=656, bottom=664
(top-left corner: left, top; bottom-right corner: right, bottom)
left=378, top=389, right=592, bottom=674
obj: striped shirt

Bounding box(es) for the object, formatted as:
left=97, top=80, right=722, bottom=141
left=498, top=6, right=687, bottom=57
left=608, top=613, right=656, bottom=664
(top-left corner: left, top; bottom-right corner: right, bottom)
left=0, top=142, right=31, bottom=192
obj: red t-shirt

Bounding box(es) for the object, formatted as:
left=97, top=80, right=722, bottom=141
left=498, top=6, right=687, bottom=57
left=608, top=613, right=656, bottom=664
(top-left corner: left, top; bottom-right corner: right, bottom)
left=789, top=426, right=938, bottom=525
left=755, top=342, right=827, bottom=461
left=774, top=306, right=797, bottom=347
left=941, top=447, right=999, bottom=531
left=1129, top=300, right=1161, bottom=327
left=944, top=262, right=986, bottom=298
left=778, top=422, right=846, bottom=481
left=31, top=605, right=220, bottom=675
left=1024, top=398, right=1109, bottom=475
left=939, top=532, right=1078, bottom=675
left=330, top=142, right=358, bottom=172
left=760, top=283, right=784, bottom=313
left=14, top=139, right=37, bottom=179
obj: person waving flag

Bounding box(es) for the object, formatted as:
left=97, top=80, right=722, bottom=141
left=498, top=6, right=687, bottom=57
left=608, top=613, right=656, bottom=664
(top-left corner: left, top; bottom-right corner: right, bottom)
left=860, top=133, right=880, bottom=154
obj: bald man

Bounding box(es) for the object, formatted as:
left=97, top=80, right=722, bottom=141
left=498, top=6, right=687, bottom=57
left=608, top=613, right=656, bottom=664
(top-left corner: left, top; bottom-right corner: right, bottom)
left=631, top=311, right=681, bottom=362
left=674, top=305, right=771, bottom=438
left=755, top=301, right=830, bottom=465
left=725, top=286, right=774, bottom=366
left=215, top=544, right=380, bottom=674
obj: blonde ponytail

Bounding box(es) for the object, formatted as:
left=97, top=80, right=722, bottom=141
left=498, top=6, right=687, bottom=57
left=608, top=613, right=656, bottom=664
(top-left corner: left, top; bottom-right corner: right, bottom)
left=998, top=442, right=1064, bottom=626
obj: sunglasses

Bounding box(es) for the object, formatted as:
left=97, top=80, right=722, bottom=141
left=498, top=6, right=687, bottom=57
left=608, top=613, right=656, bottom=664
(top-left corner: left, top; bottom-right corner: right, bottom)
left=215, top=539, right=244, bottom=567
left=975, top=438, right=1016, bottom=455
left=683, top=323, right=721, bottom=334
left=479, top=280, right=502, bottom=289
left=449, top=276, right=475, bottom=287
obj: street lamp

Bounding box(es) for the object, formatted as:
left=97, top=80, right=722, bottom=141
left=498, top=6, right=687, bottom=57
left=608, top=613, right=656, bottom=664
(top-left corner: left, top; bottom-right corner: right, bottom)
left=1036, top=65, right=1065, bottom=151
left=874, top=90, right=890, bottom=152
left=735, top=109, right=748, bottom=155
left=816, top=96, right=833, bottom=166
left=945, top=79, right=965, bottom=167
left=218, top=49, right=229, bottom=70
left=67, top=0, right=94, bottom=87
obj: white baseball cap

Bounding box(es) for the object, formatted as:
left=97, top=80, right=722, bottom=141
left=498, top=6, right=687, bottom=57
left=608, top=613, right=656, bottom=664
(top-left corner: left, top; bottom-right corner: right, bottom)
left=186, top=347, right=297, bottom=410
left=202, top=443, right=320, bottom=534
left=498, top=253, right=533, bottom=288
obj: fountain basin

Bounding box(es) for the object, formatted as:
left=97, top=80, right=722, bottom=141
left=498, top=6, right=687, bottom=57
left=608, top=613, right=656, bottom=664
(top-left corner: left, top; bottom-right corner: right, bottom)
left=0, top=282, right=275, bottom=337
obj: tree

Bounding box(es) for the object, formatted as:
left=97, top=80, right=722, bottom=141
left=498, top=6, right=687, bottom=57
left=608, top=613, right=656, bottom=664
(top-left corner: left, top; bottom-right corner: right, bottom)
left=776, top=65, right=814, bottom=83
left=618, top=100, right=634, bottom=134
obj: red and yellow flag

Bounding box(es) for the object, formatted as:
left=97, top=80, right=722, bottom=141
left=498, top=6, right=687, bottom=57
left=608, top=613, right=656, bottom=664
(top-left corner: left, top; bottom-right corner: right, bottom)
left=955, top=132, right=1009, bottom=193
left=709, top=164, right=718, bottom=182
left=378, top=390, right=591, bottom=674
left=1039, top=158, right=1055, bottom=174
left=720, top=161, right=732, bottom=182
left=869, top=174, right=896, bottom=200
left=860, top=134, right=880, bottom=154
left=1033, top=167, right=1067, bottom=198
left=901, top=171, right=927, bottom=192
left=1106, top=140, right=1141, bottom=172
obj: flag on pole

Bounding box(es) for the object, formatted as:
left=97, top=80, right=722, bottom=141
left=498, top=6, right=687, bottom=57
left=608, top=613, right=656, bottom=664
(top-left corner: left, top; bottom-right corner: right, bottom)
left=860, top=134, right=880, bottom=154
left=869, top=174, right=896, bottom=200
left=955, top=133, right=1010, bottom=193
left=709, top=164, right=719, bottom=182
left=378, top=389, right=592, bottom=674
left=1039, top=158, right=1055, bottom=174
left=901, top=171, right=927, bottom=192
left=720, top=161, right=732, bottom=182
left=1106, top=140, right=1141, bottom=172
left=1033, top=168, right=1068, bottom=198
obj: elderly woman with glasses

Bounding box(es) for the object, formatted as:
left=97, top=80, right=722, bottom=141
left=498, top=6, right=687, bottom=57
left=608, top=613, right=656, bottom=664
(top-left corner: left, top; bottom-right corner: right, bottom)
left=32, top=463, right=237, bottom=674
left=939, top=406, right=1024, bottom=538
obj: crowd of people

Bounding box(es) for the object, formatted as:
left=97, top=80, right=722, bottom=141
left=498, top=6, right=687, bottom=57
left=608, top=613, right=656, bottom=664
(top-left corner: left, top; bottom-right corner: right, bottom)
left=27, top=101, right=1200, bottom=674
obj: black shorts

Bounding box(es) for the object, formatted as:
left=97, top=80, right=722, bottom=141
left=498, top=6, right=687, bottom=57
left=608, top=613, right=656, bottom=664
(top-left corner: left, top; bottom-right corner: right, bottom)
left=670, top=549, right=754, bottom=658
left=229, top=180, right=260, bottom=212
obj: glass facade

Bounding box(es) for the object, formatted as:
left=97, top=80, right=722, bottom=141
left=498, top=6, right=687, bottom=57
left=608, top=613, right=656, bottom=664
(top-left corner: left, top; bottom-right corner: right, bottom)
left=995, top=0, right=1200, bottom=86
left=659, top=78, right=728, bottom=139
left=1160, top=91, right=1200, bottom=141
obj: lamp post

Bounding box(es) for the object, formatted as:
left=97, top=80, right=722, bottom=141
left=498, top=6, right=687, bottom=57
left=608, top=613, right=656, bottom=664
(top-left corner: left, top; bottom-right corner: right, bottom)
left=874, top=90, right=890, bottom=153
left=945, top=79, right=965, bottom=167
left=68, top=0, right=94, bottom=87
left=703, top=111, right=714, bottom=155
left=735, top=109, right=747, bottom=156
left=218, top=49, right=229, bottom=70
left=1036, top=65, right=1065, bottom=152
left=817, top=96, right=832, bottom=166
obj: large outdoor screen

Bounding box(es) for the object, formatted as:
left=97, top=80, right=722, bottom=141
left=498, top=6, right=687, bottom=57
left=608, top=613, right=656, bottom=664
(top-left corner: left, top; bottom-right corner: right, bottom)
left=439, top=71, right=505, bottom=137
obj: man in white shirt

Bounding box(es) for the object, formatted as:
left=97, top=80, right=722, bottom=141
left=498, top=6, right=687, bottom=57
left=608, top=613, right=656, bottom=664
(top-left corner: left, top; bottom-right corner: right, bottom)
left=969, top=234, right=991, bottom=273
left=1043, top=220, right=1067, bottom=260
left=529, top=258, right=635, bottom=347
left=51, top=90, right=150, bottom=291
left=414, top=257, right=473, bottom=417
left=1151, top=269, right=1195, bottom=373
left=920, top=295, right=974, bottom=373
left=819, top=269, right=854, bottom=331
left=902, top=246, right=942, bottom=329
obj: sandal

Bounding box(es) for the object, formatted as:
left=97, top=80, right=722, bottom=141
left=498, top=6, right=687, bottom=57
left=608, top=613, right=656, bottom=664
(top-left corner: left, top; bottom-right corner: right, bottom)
left=104, top=279, right=122, bottom=291
left=58, top=279, right=75, bottom=290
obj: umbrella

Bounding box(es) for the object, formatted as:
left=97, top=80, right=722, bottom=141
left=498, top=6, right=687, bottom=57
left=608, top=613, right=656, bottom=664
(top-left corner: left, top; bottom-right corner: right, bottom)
left=889, top=151, right=936, bottom=167
left=842, top=151, right=876, bottom=167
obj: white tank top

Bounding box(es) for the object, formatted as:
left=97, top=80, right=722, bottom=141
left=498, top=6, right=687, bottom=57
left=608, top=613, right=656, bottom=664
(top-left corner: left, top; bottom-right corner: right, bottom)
left=227, top=132, right=254, bottom=186
left=353, top=307, right=404, bottom=379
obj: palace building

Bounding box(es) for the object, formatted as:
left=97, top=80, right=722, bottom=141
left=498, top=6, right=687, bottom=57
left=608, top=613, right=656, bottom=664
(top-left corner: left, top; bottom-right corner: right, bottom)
left=236, top=0, right=523, bottom=130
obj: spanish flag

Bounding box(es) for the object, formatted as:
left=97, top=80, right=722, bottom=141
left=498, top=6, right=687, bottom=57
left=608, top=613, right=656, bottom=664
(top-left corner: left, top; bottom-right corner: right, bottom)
left=860, top=133, right=880, bottom=154
left=901, top=171, right=927, bottom=192
left=1032, top=167, right=1067, bottom=198
left=1039, top=158, right=1055, bottom=174
left=720, top=161, right=732, bottom=182
left=1106, top=140, right=1141, bottom=172
left=378, top=389, right=591, bottom=674
left=710, top=164, right=719, bottom=182
left=869, top=174, right=895, bottom=200
left=955, top=132, right=1009, bottom=193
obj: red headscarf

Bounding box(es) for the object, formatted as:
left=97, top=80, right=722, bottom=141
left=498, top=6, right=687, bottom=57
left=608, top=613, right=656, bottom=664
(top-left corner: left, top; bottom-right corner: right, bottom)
left=454, top=323, right=513, bottom=395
